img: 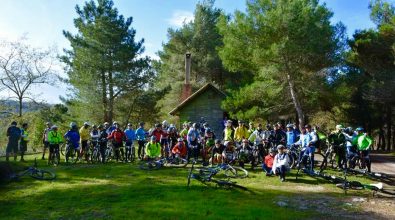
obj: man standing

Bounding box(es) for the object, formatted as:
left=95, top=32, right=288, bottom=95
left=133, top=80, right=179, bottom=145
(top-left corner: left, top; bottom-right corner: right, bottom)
left=135, top=122, right=146, bottom=160
left=42, top=122, right=52, bottom=160
left=234, top=120, right=249, bottom=143
left=124, top=123, right=136, bottom=162
left=79, top=122, right=91, bottom=162
left=328, top=125, right=346, bottom=170
left=19, top=123, right=29, bottom=162
left=286, top=123, right=299, bottom=148
left=6, top=121, right=21, bottom=162
left=108, top=122, right=125, bottom=162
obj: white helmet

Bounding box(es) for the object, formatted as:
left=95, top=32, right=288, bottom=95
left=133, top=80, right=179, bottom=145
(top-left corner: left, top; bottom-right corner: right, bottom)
left=70, top=122, right=77, bottom=128
left=162, top=120, right=169, bottom=127
left=83, top=122, right=90, bottom=126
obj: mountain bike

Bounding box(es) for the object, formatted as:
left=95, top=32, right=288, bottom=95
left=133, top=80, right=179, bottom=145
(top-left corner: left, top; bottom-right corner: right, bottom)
left=90, top=141, right=102, bottom=163
left=319, top=142, right=339, bottom=172
left=347, top=168, right=395, bottom=185
left=65, top=142, right=78, bottom=164
left=139, top=156, right=189, bottom=170
left=199, top=163, right=248, bottom=179
left=187, top=161, right=247, bottom=190
left=10, top=159, right=56, bottom=181
left=287, top=144, right=299, bottom=169
left=336, top=181, right=395, bottom=197
left=48, top=144, right=61, bottom=166
left=295, top=149, right=314, bottom=180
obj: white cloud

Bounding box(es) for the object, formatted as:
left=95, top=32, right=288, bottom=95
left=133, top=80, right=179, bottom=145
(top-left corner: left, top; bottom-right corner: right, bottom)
left=167, top=10, right=194, bottom=27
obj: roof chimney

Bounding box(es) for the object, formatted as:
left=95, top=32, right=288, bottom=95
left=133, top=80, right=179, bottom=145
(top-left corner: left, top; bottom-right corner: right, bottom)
left=181, top=53, right=192, bottom=101
left=185, top=52, right=191, bottom=84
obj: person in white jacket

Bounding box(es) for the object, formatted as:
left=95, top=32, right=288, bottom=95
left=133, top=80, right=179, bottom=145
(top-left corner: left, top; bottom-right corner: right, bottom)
left=272, top=145, right=290, bottom=182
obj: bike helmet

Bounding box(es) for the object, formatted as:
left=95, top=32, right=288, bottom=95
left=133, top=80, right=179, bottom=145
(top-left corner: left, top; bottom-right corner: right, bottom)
left=11, top=121, right=17, bottom=126
left=177, top=138, right=183, bottom=142
left=70, top=122, right=77, bottom=128
left=151, top=136, right=156, bottom=141
left=203, top=122, right=209, bottom=127
left=104, top=122, right=109, bottom=126
left=84, top=122, right=90, bottom=126
left=304, top=124, right=311, bottom=129
left=51, top=125, right=58, bottom=129
left=162, top=120, right=169, bottom=127
left=277, top=145, right=286, bottom=150
left=355, top=127, right=364, bottom=132
left=286, top=123, right=294, bottom=128
left=205, top=128, right=212, bottom=133
left=193, top=123, right=199, bottom=129
left=335, top=124, right=344, bottom=130
left=92, top=125, right=97, bottom=129
left=46, top=122, right=51, bottom=126
left=155, top=123, right=161, bottom=128
left=127, top=123, right=132, bottom=127
left=270, top=148, right=276, bottom=153
left=224, top=141, right=233, bottom=147
left=113, top=121, right=119, bottom=125
left=242, top=139, right=249, bottom=143
left=215, top=139, right=221, bottom=144
left=139, top=122, right=145, bottom=126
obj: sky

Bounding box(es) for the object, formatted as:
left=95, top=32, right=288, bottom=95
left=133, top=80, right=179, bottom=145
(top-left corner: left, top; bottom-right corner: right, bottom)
left=0, top=0, right=381, bottom=103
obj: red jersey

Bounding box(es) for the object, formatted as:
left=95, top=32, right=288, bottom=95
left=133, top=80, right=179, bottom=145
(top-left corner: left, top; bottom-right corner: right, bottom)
left=172, top=142, right=187, bottom=157
left=264, top=154, right=275, bottom=168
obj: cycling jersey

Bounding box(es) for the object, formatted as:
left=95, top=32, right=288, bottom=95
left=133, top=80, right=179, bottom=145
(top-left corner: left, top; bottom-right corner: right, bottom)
left=48, top=130, right=63, bottom=144
left=234, top=126, right=249, bottom=142
left=249, top=130, right=264, bottom=145
left=286, top=130, right=299, bottom=147
left=223, top=127, right=234, bottom=141
left=135, top=127, right=146, bottom=141
left=171, top=142, right=187, bottom=157
left=356, top=134, right=372, bottom=151
left=90, top=129, right=100, bottom=141
left=64, top=129, right=80, bottom=148
left=108, top=129, right=125, bottom=144
left=125, top=129, right=136, bottom=142
left=151, top=129, right=163, bottom=143
left=145, top=141, right=161, bottom=157
left=79, top=126, right=90, bottom=141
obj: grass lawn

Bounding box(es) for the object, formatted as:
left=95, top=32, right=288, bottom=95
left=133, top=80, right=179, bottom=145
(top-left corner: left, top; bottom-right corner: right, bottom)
left=0, top=154, right=387, bottom=220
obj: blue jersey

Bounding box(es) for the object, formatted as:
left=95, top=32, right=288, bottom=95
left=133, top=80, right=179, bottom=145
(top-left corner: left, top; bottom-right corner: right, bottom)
left=286, top=130, right=299, bottom=147
left=64, top=129, right=80, bottom=148
left=135, top=127, right=146, bottom=141
left=125, top=129, right=136, bottom=142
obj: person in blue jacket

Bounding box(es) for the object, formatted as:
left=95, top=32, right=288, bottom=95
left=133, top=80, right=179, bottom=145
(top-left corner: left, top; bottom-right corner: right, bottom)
left=135, top=122, right=147, bottom=160
left=286, top=123, right=299, bottom=148
left=64, top=122, right=81, bottom=162
left=124, top=123, right=136, bottom=162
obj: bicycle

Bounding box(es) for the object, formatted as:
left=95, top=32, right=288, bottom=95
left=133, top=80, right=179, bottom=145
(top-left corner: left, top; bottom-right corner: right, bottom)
left=287, top=144, right=299, bottom=169
left=48, top=144, right=61, bottom=166
left=295, top=148, right=314, bottom=180
left=90, top=141, right=102, bottom=163
left=10, top=159, right=56, bottom=181
left=336, top=181, right=395, bottom=197
left=319, top=142, right=339, bottom=172
left=200, top=163, right=248, bottom=179
left=347, top=168, right=395, bottom=185
left=139, top=156, right=189, bottom=170
left=65, top=142, right=78, bottom=164
left=187, top=161, right=247, bottom=190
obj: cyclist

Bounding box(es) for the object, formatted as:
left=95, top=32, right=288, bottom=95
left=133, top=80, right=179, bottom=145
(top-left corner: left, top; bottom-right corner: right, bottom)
left=234, top=120, right=249, bottom=143
left=79, top=122, right=91, bottom=162
left=202, top=122, right=210, bottom=135
left=305, top=124, right=318, bottom=170
left=171, top=138, right=187, bottom=159
left=247, top=122, right=255, bottom=137
left=124, top=123, right=136, bottom=162
left=19, top=123, right=29, bottom=162
left=135, top=122, right=146, bottom=160
left=64, top=122, right=81, bottom=163
left=160, top=121, right=170, bottom=158
left=328, top=125, right=346, bottom=170
left=98, top=124, right=108, bottom=163
left=90, top=125, right=100, bottom=146
left=47, top=125, right=63, bottom=165
left=179, top=122, right=190, bottom=141
left=223, top=120, right=234, bottom=142
left=293, top=126, right=310, bottom=170
left=202, top=128, right=215, bottom=163
left=5, top=121, right=21, bottom=162
left=42, top=122, right=52, bottom=160
left=145, top=136, right=161, bottom=160
left=343, top=127, right=358, bottom=163
left=273, top=145, right=290, bottom=182
left=210, top=139, right=225, bottom=165
left=286, top=123, right=299, bottom=149
left=187, top=123, right=201, bottom=161
left=269, top=123, right=286, bottom=147
left=168, top=125, right=179, bottom=149
left=237, top=139, right=253, bottom=168
left=354, top=127, right=373, bottom=172
left=107, top=122, right=125, bottom=162
left=222, top=141, right=237, bottom=164
left=248, top=123, right=265, bottom=161
left=104, top=122, right=111, bottom=135
left=263, top=148, right=276, bottom=176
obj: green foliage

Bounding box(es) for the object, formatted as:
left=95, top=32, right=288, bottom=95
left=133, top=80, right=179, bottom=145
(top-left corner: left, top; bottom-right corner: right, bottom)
left=61, top=0, right=153, bottom=123
left=217, top=0, right=346, bottom=123
left=155, top=0, right=252, bottom=119
left=369, top=0, right=395, bottom=26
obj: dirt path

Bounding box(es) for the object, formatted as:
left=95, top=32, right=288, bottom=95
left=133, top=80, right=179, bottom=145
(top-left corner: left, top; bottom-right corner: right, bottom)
left=370, top=153, right=395, bottom=174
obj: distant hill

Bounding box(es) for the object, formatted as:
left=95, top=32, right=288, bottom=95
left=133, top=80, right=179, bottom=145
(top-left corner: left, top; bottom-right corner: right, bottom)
left=0, top=100, right=50, bottom=115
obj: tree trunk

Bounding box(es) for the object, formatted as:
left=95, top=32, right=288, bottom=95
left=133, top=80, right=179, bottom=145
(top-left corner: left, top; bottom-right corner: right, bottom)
left=386, top=105, right=392, bottom=151
left=379, top=126, right=385, bottom=151
left=108, top=71, right=114, bottom=123
left=286, top=73, right=305, bottom=129
left=18, top=96, right=23, bottom=117
left=101, top=71, right=108, bottom=122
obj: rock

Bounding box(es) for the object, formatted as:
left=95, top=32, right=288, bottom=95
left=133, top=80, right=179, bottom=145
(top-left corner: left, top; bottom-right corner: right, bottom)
left=352, top=197, right=366, bottom=202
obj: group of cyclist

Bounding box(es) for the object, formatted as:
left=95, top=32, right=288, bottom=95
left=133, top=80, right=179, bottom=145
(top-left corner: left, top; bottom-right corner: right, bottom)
left=4, top=118, right=373, bottom=182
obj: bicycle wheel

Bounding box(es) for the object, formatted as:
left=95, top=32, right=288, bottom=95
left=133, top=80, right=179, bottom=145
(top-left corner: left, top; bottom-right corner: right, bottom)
left=30, top=169, right=56, bottom=180
left=139, top=161, right=162, bottom=170
left=187, top=162, right=196, bottom=187
left=165, top=158, right=188, bottom=168
left=224, top=166, right=248, bottom=178
left=60, top=143, right=66, bottom=156
left=66, top=146, right=77, bottom=164
left=336, top=181, right=364, bottom=190
left=54, top=150, right=60, bottom=166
